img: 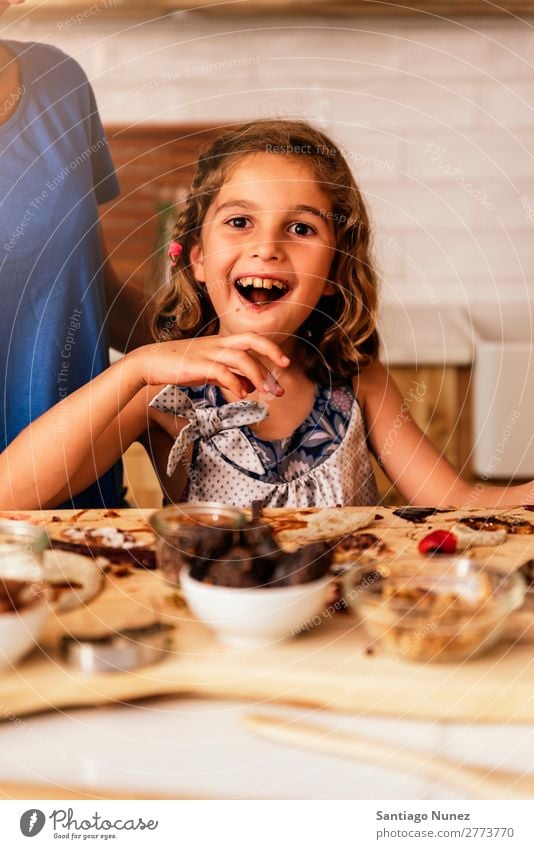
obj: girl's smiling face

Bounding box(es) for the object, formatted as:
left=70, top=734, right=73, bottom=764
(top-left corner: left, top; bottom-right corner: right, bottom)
left=189, top=153, right=337, bottom=351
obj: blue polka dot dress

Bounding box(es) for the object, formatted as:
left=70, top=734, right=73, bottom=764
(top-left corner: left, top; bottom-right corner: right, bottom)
left=150, top=382, right=379, bottom=508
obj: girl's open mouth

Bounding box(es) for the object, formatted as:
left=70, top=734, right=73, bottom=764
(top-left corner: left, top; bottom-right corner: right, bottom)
left=234, top=276, right=289, bottom=306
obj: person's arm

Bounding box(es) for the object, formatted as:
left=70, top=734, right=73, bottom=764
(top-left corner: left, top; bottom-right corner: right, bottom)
left=0, top=333, right=290, bottom=510
left=356, top=361, right=533, bottom=508
left=0, top=355, right=148, bottom=510
left=101, top=225, right=151, bottom=352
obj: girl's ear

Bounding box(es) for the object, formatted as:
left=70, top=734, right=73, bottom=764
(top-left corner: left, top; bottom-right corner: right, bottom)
left=323, top=280, right=336, bottom=296
left=189, top=241, right=205, bottom=283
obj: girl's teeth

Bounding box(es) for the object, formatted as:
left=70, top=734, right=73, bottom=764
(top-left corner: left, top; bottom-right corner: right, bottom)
left=236, top=276, right=288, bottom=295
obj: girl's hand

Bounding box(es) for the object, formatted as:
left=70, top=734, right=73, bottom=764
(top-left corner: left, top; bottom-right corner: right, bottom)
left=127, top=333, right=291, bottom=398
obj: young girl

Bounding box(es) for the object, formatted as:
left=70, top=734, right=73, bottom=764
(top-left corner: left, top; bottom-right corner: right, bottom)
left=1, top=119, right=532, bottom=510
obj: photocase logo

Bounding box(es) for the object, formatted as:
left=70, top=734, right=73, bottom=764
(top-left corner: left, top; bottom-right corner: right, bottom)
left=20, top=809, right=46, bottom=837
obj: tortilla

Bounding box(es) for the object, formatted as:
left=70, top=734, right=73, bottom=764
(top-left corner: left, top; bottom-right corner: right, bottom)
left=451, top=523, right=507, bottom=550
left=43, top=549, right=106, bottom=612
left=271, top=508, right=376, bottom=549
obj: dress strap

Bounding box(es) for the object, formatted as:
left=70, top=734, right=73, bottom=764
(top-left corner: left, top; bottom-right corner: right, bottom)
left=149, top=385, right=268, bottom=476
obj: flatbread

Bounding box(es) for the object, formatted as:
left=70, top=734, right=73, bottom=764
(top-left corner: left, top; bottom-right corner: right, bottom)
left=332, top=532, right=389, bottom=564
left=272, top=508, right=376, bottom=549
left=48, top=525, right=156, bottom=569
left=43, top=549, right=106, bottom=612
left=451, top=523, right=507, bottom=550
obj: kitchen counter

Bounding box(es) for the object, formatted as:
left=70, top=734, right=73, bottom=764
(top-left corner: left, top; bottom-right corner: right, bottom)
left=2, top=698, right=534, bottom=801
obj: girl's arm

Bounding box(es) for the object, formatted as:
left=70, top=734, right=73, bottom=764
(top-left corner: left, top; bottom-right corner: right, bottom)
left=355, top=361, right=533, bottom=508
left=0, top=333, right=290, bottom=510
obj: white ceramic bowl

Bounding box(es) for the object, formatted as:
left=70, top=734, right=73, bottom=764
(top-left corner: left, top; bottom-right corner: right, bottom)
left=0, top=594, right=50, bottom=670
left=180, top=567, right=332, bottom=648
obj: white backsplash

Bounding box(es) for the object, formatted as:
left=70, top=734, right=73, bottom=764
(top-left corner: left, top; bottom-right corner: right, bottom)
left=5, top=11, right=534, bottom=319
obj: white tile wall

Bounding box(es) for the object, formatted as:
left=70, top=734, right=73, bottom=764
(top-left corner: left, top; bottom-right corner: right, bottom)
left=5, top=11, right=534, bottom=342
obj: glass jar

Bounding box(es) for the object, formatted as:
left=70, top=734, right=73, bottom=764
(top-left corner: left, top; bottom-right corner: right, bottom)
left=150, top=503, right=246, bottom=585
left=348, top=556, right=526, bottom=663
left=0, top=520, right=49, bottom=581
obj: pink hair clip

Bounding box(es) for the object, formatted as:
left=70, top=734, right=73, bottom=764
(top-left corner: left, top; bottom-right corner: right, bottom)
left=168, top=241, right=183, bottom=266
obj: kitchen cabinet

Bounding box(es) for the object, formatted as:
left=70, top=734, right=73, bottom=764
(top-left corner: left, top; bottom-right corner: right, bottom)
left=18, top=0, right=534, bottom=16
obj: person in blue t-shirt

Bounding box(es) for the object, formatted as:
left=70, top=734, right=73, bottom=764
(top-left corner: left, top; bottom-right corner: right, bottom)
left=0, top=4, right=147, bottom=507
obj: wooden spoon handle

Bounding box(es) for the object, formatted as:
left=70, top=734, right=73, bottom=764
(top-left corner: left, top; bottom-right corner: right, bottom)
left=243, top=713, right=534, bottom=800
left=0, top=779, right=212, bottom=800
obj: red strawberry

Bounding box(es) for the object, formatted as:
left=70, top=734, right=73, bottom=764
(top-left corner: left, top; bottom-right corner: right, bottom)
left=418, top=530, right=457, bottom=555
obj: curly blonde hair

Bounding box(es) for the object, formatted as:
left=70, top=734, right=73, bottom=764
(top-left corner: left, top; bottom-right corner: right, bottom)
left=152, top=119, right=380, bottom=384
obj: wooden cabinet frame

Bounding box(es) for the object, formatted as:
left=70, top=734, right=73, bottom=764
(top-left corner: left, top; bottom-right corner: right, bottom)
left=17, top=1, right=534, bottom=17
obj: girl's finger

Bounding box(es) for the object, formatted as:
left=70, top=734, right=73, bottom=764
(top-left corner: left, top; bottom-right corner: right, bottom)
left=222, top=333, right=291, bottom=368
left=217, top=348, right=283, bottom=395
left=239, top=377, right=256, bottom=394
left=208, top=362, right=250, bottom=399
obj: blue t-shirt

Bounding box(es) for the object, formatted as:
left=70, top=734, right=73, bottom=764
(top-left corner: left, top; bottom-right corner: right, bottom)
left=0, top=40, right=123, bottom=507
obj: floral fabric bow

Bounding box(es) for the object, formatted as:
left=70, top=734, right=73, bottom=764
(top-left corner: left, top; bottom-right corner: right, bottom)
left=149, top=385, right=268, bottom=476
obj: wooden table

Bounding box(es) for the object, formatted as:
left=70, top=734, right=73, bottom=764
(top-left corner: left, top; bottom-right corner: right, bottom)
left=0, top=505, right=533, bottom=800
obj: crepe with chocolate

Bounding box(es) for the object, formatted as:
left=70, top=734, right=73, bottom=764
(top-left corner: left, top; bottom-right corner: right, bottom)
left=458, top=515, right=534, bottom=535
left=51, top=526, right=156, bottom=569
left=261, top=507, right=375, bottom=549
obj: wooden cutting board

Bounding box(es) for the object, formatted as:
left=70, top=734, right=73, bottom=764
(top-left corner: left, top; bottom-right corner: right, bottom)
left=1, top=506, right=534, bottom=724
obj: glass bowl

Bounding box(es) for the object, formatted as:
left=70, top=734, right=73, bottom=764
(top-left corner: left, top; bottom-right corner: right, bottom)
left=348, top=556, right=526, bottom=663
left=0, top=578, right=51, bottom=669
left=0, top=520, right=48, bottom=581
left=150, top=503, right=247, bottom=585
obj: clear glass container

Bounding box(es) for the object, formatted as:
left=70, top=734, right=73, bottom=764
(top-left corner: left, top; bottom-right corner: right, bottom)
left=349, top=556, right=526, bottom=663
left=0, top=520, right=48, bottom=581
left=0, top=522, right=50, bottom=667
left=150, top=503, right=247, bottom=585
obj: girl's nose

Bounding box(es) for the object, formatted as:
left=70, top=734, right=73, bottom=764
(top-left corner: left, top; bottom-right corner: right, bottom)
left=249, top=236, right=285, bottom=262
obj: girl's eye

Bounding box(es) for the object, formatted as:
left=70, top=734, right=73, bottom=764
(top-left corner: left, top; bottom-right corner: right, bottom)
left=227, top=216, right=250, bottom=229
left=290, top=222, right=316, bottom=237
